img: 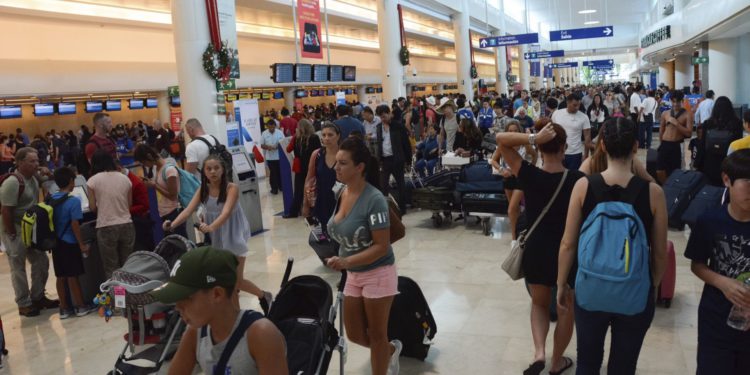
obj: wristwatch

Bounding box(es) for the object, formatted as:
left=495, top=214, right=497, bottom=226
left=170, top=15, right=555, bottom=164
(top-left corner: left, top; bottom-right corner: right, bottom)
left=528, top=133, right=536, bottom=146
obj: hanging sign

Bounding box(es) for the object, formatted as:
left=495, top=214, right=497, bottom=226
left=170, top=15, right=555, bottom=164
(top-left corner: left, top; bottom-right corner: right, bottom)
left=583, top=59, right=615, bottom=69
left=297, top=0, right=323, bottom=59
left=217, top=0, right=240, bottom=78
left=548, top=62, right=579, bottom=69
left=479, top=33, right=539, bottom=48
left=550, top=26, right=614, bottom=41
left=524, top=50, right=565, bottom=60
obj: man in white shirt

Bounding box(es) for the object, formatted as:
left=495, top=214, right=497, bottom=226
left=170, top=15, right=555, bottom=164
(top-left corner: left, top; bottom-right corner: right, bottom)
left=261, top=121, right=285, bottom=195
left=639, top=90, right=659, bottom=149
left=551, top=94, right=592, bottom=170
left=183, top=118, right=217, bottom=178
left=629, top=86, right=644, bottom=126
left=694, top=90, right=715, bottom=127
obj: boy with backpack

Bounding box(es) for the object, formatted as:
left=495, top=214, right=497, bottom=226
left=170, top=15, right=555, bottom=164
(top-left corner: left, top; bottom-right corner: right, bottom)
left=684, top=149, right=750, bottom=375
left=50, top=167, right=97, bottom=319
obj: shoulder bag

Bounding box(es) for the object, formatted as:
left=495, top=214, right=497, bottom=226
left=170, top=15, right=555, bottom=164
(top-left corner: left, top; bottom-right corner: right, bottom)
left=502, top=170, right=568, bottom=280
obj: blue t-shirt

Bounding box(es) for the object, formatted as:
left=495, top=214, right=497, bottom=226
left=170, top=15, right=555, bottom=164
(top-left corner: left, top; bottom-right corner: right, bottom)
left=116, top=138, right=135, bottom=167
left=51, top=192, right=83, bottom=245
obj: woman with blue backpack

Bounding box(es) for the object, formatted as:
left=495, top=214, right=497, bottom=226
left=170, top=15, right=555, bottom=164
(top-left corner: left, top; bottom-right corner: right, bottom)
left=163, top=154, right=273, bottom=312
left=556, top=117, right=668, bottom=375
left=134, top=145, right=189, bottom=239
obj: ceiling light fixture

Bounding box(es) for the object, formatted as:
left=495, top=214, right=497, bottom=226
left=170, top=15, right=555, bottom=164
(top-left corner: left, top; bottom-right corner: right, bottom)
left=584, top=21, right=600, bottom=25
left=578, top=9, right=597, bottom=14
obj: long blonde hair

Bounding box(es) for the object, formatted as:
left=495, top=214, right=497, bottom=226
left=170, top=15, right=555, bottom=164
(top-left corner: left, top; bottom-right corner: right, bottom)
left=297, top=119, right=315, bottom=148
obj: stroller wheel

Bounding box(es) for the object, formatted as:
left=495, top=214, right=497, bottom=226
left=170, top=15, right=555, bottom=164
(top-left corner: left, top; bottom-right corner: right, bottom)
left=432, top=214, right=443, bottom=228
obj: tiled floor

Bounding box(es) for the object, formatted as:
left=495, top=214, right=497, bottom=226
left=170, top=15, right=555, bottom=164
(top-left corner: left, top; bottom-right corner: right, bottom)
left=0, top=152, right=705, bottom=374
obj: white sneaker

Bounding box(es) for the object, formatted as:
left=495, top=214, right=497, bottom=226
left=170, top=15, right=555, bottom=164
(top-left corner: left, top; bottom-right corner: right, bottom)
left=388, top=340, right=402, bottom=375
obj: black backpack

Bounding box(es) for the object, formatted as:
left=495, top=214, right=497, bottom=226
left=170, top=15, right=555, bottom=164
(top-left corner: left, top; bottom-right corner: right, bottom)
left=388, top=276, right=437, bottom=360
left=705, top=128, right=734, bottom=156
left=196, top=135, right=234, bottom=178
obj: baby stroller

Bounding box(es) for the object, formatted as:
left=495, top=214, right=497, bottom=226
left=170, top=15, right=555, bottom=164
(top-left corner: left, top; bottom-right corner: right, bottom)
left=267, top=257, right=346, bottom=374
left=99, top=235, right=196, bottom=375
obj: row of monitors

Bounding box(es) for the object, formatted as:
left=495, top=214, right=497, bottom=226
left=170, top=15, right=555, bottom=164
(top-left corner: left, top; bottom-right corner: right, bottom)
left=0, top=98, right=160, bottom=119
left=272, top=64, right=356, bottom=83
left=227, top=87, right=373, bottom=101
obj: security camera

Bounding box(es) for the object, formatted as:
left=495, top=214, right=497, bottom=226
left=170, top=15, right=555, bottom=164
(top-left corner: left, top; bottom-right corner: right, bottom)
left=412, top=68, right=418, bottom=77
left=386, top=72, right=391, bottom=78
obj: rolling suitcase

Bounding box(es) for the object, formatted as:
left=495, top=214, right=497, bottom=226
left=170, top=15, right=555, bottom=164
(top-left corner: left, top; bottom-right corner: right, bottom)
left=422, top=169, right=460, bottom=189
left=681, top=185, right=726, bottom=229
left=412, top=186, right=454, bottom=211
left=78, top=221, right=107, bottom=304
left=388, top=276, right=436, bottom=361
left=646, top=148, right=657, bottom=181
left=658, top=240, right=677, bottom=308
left=461, top=193, right=508, bottom=215
left=662, top=170, right=706, bottom=229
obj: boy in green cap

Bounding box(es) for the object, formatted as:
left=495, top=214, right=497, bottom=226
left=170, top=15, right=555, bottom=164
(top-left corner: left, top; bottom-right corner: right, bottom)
left=150, top=246, right=287, bottom=375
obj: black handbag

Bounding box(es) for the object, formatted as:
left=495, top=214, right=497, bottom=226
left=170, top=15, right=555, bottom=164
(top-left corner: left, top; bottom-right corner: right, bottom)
left=308, top=225, right=338, bottom=265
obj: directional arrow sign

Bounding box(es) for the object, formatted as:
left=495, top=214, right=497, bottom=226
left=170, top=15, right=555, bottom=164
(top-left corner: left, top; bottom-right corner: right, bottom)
left=479, top=32, right=539, bottom=48
left=547, top=62, right=579, bottom=69
left=583, top=59, right=615, bottom=68
left=523, top=50, right=565, bottom=60
left=549, top=26, right=614, bottom=41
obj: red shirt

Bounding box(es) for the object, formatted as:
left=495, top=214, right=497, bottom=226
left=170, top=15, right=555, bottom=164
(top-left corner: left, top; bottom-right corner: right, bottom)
left=280, top=117, right=298, bottom=137
left=125, top=170, right=150, bottom=217
left=85, top=134, right=118, bottom=161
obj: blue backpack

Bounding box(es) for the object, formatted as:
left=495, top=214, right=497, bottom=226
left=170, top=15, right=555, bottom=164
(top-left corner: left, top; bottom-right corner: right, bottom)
left=575, top=175, right=651, bottom=316
left=162, top=163, right=200, bottom=208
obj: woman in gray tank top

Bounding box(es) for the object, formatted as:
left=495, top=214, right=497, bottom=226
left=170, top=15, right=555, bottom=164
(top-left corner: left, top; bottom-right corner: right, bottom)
left=164, top=155, right=273, bottom=311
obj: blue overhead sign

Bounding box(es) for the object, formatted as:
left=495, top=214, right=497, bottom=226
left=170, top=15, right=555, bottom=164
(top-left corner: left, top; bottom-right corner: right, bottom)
left=523, top=50, right=565, bottom=60
left=547, top=62, right=579, bottom=69
left=583, top=59, right=615, bottom=68
left=479, top=33, right=539, bottom=48
left=549, top=26, right=614, bottom=41
left=530, top=62, right=541, bottom=77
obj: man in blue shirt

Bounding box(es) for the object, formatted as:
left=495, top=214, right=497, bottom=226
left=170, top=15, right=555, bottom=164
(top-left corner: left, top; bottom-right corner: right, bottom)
left=261, top=121, right=285, bottom=194
left=115, top=130, right=135, bottom=167
left=513, top=90, right=529, bottom=111
left=16, top=128, right=29, bottom=146
left=334, top=105, right=365, bottom=140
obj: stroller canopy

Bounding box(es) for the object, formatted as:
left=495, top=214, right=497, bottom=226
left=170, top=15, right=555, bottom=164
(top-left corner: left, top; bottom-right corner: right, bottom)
left=267, top=275, right=333, bottom=324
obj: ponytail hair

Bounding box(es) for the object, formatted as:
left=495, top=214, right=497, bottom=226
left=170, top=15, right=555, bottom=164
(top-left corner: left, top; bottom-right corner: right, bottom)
left=339, top=137, right=380, bottom=187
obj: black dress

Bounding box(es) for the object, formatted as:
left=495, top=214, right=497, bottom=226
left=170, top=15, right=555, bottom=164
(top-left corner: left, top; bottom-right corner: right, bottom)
left=313, top=148, right=338, bottom=231
left=291, top=136, right=322, bottom=215
left=518, top=161, right=585, bottom=287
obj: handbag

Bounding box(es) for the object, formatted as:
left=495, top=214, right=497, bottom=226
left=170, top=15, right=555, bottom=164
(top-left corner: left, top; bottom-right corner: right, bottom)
left=502, top=170, right=568, bottom=281
left=292, top=157, right=302, bottom=173
left=386, top=194, right=405, bottom=244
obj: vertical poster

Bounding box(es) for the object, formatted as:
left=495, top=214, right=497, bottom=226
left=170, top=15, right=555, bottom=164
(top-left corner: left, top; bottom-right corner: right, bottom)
left=297, top=0, right=322, bottom=59
left=335, top=91, right=347, bottom=106
left=235, top=99, right=265, bottom=177
left=170, top=107, right=182, bottom=132
left=217, top=0, right=240, bottom=78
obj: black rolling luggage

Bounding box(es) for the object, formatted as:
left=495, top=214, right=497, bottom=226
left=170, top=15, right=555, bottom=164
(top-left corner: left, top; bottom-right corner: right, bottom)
left=388, top=276, right=436, bottom=361
left=462, top=193, right=508, bottom=215
left=663, top=170, right=706, bottom=229
left=78, top=221, right=106, bottom=304
left=422, top=169, right=460, bottom=189
left=681, top=185, right=726, bottom=229
left=412, top=186, right=454, bottom=211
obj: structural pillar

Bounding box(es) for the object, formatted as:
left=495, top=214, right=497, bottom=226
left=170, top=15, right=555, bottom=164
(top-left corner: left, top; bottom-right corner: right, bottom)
left=376, top=0, right=406, bottom=101
left=674, top=55, right=692, bottom=92
left=699, top=41, right=709, bottom=93
left=156, top=91, right=171, bottom=125
left=553, top=59, right=561, bottom=88
left=738, top=33, right=750, bottom=106
left=283, top=87, right=296, bottom=111
left=493, top=31, right=508, bottom=95
left=658, top=61, right=675, bottom=89
left=356, top=85, right=368, bottom=103
left=170, top=0, right=227, bottom=144
left=708, top=37, right=740, bottom=102
left=518, top=45, right=529, bottom=91
left=452, top=0, right=473, bottom=99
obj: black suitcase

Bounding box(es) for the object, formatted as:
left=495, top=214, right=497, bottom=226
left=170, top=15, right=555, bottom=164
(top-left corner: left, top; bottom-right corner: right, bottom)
left=412, top=186, right=454, bottom=211
left=462, top=192, right=508, bottom=215
left=681, top=185, right=726, bottom=229
left=79, top=221, right=106, bottom=304
left=422, top=169, right=460, bottom=189
left=647, top=148, right=657, bottom=181
left=663, top=170, right=706, bottom=229
left=388, top=276, right=436, bottom=361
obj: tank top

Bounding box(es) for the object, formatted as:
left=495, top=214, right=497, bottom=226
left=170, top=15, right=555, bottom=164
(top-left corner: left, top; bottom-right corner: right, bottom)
left=204, top=194, right=251, bottom=257
left=313, top=148, right=337, bottom=228
left=196, top=310, right=260, bottom=375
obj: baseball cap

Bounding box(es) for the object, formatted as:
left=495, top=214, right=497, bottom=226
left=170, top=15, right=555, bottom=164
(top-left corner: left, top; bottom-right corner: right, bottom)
left=149, top=246, right=238, bottom=304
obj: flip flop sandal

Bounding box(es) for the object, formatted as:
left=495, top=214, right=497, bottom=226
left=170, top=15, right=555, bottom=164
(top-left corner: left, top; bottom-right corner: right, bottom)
left=523, top=360, right=545, bottom=375
left=549, top=356, right=574, bottom=375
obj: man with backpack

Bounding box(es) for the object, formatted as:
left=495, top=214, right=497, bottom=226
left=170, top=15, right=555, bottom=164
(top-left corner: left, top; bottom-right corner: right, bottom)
left=0, top=147, right=59, bottom=317
left=84, top=113, right=118, bottom=162
left=184, top=118, right=233, bottom=180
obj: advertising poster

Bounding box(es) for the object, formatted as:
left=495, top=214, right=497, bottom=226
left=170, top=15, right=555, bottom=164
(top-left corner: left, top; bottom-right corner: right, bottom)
left=297, top=0, right=322, bottom=59
left=217, top=0, right=240, bottom=78
left=335, top=91, right=347, bottom=106
left=235, top=99, right=265, bottom=177
left=170, top=107, right=182, bottom=133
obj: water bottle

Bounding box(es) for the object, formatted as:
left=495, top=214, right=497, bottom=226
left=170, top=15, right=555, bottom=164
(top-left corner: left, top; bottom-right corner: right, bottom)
left=727, top=278, right=750, bottom=331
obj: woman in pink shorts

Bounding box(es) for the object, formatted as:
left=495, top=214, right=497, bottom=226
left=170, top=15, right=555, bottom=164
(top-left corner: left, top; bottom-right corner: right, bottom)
left=325, top=137, right=402, bottom=375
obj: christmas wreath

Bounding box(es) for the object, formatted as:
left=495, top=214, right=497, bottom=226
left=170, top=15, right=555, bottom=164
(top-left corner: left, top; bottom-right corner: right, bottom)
left=399, top=46, right=410, bottom=66
left=202, top=41, right=235, bottom=83
left=470, top=65, right=478, bottom=79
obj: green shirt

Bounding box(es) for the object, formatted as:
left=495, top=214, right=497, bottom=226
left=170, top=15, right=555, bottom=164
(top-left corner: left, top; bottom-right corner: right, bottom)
left=327, top=183, right=395, bottom=272
left=0, top=174, right=40, bottom=224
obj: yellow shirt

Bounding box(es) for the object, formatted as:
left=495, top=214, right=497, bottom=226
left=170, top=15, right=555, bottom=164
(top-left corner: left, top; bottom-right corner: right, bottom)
left=728, top=135, right=750, bottom=155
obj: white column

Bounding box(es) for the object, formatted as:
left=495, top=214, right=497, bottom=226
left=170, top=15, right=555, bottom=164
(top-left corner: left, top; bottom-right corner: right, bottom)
left=493, top=31, right=508, bottom=95
left=284, top=87, right=296, bottom=111
left=553, top=59, right=561, bottom=88
left=708, top=37, right=741, bottom=103
left=738, top=33, right=750, bottom=106
left=518, top=45, right=529, bottom=90
left=156, top=91, right=171, bottom=125
left=171, top=0, right=226, bottom=144
left=377, top=0, right=406, bottom=101
left=658, top=62, right=674, bottom=89
left=356, top=85, right=368, bottom=103
left=674, top=55, right=692, bottom=92
left=452, top=0, right=473, bottom=99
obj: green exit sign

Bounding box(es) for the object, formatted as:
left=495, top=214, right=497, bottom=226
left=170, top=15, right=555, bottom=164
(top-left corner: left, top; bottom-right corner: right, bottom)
left=692, top=56, right=709, bottom=64
left=167, top=85, right=180, bottom=97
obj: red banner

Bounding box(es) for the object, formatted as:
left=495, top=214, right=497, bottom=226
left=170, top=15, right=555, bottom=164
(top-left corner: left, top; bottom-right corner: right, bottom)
left=170, top=107, right=182, bottom=133
left=297, top=0, right=322, bottom=59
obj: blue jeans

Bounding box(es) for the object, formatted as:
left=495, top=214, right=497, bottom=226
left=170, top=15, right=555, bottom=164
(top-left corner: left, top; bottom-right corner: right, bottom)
left=574, top=289, right=655, bottom=375
left=415, top=158, right=438, bottom=178
left=639, top=121, right=653, bottom=149
left=563, top=153, right=583, bottom=170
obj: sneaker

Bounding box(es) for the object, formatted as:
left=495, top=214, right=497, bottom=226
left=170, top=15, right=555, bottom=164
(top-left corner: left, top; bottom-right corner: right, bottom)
left=259, top=291, right=273, bottom=315
left=75, top=305, right=98, bottom=317
left=388, top=339, right=402, bottom=375
left=59, top=308, right=74, bottom=320
left=33, top=296, right=60, bottom=310
left=18, top=305, right=40, bottom=317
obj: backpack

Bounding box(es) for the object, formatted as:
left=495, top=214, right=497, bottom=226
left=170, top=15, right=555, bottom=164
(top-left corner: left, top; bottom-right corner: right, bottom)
left=575, top=175, right=651, bottom=316
left=0, top=173, right=24, bottom=211
left=80, top=135, right=118, bottom=178
left=387, top=276, right=437, bottom=360
left=196, top=135, right=233, bottom=177
left=21, top=194, right=71, bottom=252
left=161, top=163, right=200, bottom=208
left=705, top=128, right=734, bottom=156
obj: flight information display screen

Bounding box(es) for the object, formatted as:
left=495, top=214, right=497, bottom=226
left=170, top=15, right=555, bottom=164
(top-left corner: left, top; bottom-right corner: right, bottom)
left=313, top=65, right=329, bottom=82
left=294, top=64, right=312, bottom=82
left=272, top=63, right=294, bottom=83
left=329, top=65, right=343, bottom=81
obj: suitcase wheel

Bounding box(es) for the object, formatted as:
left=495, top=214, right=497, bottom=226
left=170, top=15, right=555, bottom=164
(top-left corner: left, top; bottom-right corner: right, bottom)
left=660, top=298, right=672, bottom=308
left=481, top=218, right=491, bottom=236
left=431, top=213, right=443, bottom=228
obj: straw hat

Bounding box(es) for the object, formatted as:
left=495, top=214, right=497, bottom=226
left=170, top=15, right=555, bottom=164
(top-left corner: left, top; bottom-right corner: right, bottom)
left=425, top=96, right=437, bottom=106
left=436, top=97, right=458, bottom=114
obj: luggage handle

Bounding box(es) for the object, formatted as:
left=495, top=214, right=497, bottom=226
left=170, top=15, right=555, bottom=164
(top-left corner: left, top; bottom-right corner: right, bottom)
left=281, top=257, right=294, bottom=288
